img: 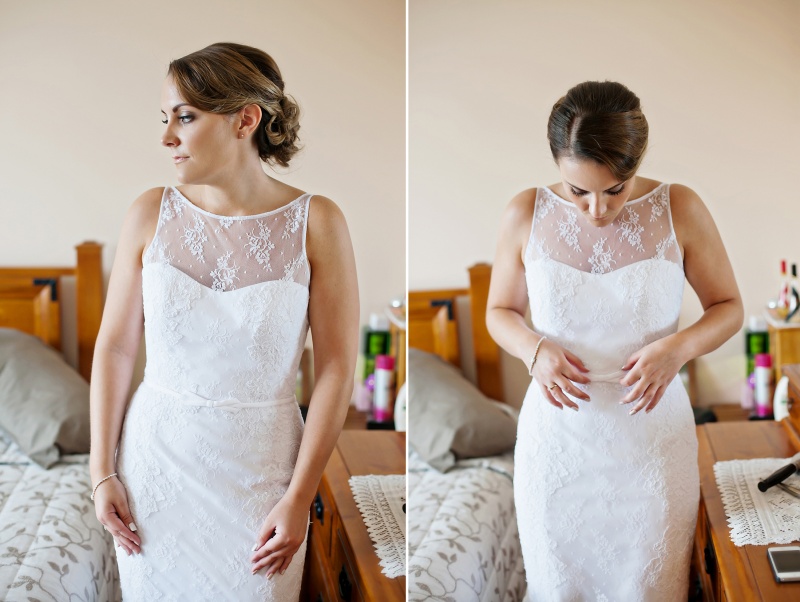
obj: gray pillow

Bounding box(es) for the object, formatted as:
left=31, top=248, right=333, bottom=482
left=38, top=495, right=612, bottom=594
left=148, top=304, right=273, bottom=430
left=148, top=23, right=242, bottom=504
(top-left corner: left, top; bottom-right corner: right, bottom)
left=408, top=348, right=517, bottom=471
left=0, top=328, right=91, bottom=468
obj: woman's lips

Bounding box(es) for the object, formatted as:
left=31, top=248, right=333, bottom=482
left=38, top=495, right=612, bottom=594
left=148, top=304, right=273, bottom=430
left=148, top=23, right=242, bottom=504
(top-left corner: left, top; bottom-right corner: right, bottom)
left=173, top=156, right=188, bottom=163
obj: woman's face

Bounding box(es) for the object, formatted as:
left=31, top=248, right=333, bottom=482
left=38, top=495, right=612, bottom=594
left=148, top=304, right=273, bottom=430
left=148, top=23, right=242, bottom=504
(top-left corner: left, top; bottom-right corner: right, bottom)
left=557, top=156, right=635, bottom=227
left=160, top=75, right=239, bottom=184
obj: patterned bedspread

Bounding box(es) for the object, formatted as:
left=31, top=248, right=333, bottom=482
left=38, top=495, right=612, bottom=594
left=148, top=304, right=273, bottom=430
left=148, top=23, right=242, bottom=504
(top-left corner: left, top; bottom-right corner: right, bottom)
left=0, top=432, right=120, bottom=601
left=408, top=450, right=527, bottom=602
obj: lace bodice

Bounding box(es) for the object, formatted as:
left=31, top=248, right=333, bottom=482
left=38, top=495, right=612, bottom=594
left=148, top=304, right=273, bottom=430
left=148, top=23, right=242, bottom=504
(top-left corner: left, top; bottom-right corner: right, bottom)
left=523, top=183, right=685, bottom=378
left=525, top=183, right=682, bottom=274
left=143, top=186, right=311, bottom=290
left=139, top=186, right=312, bottom=403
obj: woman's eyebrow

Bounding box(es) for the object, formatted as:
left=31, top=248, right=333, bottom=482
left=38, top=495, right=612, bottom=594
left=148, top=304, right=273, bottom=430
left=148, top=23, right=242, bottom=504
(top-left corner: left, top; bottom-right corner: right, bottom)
left=160, top=103, right=191, bottom=115
left=566, top=181, right=624, bottom=193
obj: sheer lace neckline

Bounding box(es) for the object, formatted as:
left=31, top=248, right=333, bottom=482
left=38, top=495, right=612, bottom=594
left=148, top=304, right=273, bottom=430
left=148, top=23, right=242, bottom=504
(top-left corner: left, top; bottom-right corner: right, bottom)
left=171, top=186, right=307, bottom=220
left=542, top=182, right=667, bottom=207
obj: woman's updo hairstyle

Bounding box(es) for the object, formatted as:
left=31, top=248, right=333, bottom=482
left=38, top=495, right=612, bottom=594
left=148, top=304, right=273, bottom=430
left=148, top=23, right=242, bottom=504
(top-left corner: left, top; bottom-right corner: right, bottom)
left=168, top=42, right=301, bottom=168
left=547, top=81, right=648, bottom=182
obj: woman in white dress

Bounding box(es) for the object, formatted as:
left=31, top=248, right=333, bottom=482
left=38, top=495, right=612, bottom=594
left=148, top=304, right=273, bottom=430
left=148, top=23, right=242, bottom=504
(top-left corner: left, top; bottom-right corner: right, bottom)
left=88, top=42, right=359, bottom=600
left=486, top=81, right=743, bottom=600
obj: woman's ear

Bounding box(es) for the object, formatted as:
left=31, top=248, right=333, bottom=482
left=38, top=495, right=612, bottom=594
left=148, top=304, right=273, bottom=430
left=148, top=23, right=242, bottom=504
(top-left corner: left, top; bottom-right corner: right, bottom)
left=237, top=103, right=263, bottom=137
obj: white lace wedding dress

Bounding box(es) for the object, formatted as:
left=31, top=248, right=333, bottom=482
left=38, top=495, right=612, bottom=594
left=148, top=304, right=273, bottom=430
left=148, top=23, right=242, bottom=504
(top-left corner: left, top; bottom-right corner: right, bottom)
left=515, top=183, right=699, bottom=601
left=114, top=186, right=313, bottom=600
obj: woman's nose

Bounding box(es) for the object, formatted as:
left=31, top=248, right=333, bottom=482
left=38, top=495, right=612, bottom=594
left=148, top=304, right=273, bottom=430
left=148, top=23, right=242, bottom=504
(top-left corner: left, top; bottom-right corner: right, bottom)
left=588, top=198, right=606, bottom=218
left=161, top=125, right=178, bottom=147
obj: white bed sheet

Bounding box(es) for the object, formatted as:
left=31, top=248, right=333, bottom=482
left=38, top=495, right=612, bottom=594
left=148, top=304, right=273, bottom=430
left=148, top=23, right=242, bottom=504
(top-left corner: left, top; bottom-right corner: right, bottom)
left=408, top=449, right=526, bottom=602
left=0, top=431, right=120, bottom=601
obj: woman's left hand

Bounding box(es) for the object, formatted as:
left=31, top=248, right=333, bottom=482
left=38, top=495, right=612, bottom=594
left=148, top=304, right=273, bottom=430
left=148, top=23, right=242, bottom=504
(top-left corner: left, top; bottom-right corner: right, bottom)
left=619, top=336, right=686, bottom=416
left=251, top=495, right=308, bottom=578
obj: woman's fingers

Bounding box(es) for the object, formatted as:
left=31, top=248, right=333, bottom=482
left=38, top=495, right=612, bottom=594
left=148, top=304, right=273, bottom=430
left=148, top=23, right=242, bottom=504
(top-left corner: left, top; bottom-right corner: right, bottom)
left=556, top=377, right=590, bottom=402
left=628, top=383, right=655, bottom=415
left=541, top=384, right=563, bottom=410
left=276, top=554, right=293, bottom=576
left=642, top=385, right=665, bottom=414
left=564, top=350, right=590, bottom=376
left=549, top=382, right=579, bottom=411
left=104, top=513, right=141, bottom=551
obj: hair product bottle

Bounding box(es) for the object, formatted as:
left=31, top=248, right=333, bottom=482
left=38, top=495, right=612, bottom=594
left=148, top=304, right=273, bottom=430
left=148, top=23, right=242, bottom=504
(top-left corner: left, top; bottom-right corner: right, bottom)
left=754, top=353, right=774, bottom=418
left=777, top=259, right=791, bottom=319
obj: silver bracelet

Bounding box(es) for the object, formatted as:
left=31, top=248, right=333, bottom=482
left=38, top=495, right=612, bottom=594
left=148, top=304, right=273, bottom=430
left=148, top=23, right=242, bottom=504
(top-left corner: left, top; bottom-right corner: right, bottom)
left=91, top=472, right=118, bottom=501
left=528, top=336, right=548, bottom=375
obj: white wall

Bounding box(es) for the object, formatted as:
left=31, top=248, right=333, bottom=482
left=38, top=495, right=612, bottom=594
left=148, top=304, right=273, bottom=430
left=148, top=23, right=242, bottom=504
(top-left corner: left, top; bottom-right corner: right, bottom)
left=0, top=0, right=405, bottom=388
left=409, top=0, right=800, bottom=406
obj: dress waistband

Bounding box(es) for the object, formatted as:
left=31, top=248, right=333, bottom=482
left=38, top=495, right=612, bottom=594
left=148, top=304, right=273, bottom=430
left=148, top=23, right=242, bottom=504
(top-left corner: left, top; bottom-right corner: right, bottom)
left=586, top=369, right=627, bottom=384
left=142, top=379, right=296, bottom=413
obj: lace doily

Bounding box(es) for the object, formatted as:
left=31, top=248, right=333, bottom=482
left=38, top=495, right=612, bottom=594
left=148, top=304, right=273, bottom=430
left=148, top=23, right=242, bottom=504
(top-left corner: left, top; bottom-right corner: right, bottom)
left=714, top=454, right=800, bottom=546
left=349, top=474, right=406, bottom=578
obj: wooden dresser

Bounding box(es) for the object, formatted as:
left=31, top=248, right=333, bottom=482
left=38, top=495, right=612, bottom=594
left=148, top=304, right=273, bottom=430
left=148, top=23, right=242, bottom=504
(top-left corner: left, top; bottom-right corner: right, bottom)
left=301, top=431, right=406, bottom=602
left=692, top=365, right=800, bottom=601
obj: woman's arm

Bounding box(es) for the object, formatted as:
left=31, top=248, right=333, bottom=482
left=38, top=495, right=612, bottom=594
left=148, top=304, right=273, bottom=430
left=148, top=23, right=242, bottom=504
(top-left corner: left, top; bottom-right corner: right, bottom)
left=486, top=189, right=590, bottom=410
left=621, top=184, right=744, bottom=413
left=286, top=195, right=360, bottom=506
left=89, top=187, right=160, bottom=554
left=251, top=195, right=359, bottom=577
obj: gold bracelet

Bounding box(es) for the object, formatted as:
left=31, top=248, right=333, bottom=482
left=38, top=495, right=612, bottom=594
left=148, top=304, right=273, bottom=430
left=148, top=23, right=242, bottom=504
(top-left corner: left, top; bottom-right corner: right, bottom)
left=91, top=472, right=118, bottom=501
left=528, top=335, right=548, bottom=376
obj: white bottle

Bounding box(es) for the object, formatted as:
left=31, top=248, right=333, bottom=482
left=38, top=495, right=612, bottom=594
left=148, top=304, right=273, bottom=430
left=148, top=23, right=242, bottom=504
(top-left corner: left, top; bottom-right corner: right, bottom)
left=373, top=354, right=395, bottom=423
left=774, top=376, right=790, bottom=422
left=754, top=354, right=773, bottom=418
left=394, top=383, right=407, bottom=432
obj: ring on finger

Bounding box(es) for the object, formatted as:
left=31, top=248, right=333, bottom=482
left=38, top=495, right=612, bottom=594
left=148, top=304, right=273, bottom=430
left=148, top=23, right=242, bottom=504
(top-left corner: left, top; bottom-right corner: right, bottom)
left=548, top=383, right=559, bottom=390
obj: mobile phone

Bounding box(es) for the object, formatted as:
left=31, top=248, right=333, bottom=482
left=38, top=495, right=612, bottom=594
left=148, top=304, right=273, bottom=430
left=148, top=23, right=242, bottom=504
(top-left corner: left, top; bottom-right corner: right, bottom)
left=767, top=546, right=800, bottom=582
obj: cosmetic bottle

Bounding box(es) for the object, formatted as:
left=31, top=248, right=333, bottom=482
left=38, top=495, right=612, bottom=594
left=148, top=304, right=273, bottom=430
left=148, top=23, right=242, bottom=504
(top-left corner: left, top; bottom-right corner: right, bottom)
left=787, top=263, right=800, bottom=323
left=754, top=353, right=774, bottom=418
left=745, top=316, right=769, bottom=380
left=776, top=259, right=791, bottom=318
left=373, top=354, right=396, bottom=422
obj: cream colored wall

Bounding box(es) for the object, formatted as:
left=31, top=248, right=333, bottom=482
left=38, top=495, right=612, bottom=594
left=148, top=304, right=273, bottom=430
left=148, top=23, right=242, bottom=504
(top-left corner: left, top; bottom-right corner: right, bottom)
left=0, top=0, right=404, bottom=389
left=410, top=0, right=800, bottom=407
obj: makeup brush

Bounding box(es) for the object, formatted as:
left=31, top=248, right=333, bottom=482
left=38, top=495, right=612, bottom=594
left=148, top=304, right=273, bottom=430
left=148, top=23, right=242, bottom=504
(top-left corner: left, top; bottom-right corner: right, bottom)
left=758, top=458, right=800, bottom=492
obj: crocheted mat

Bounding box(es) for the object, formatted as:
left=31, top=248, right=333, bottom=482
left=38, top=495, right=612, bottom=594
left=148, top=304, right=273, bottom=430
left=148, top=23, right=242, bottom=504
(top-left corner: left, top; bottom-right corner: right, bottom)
left=714, top=453, right=800, bottom=546
left=349, top=474, right=406, bottom=578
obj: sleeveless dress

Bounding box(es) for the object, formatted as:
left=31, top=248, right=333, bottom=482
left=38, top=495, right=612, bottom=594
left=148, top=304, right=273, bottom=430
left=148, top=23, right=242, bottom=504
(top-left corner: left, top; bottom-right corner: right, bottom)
left=515, top=183, right=700, bottom=601
left=114, top=186, right=313, bottom=601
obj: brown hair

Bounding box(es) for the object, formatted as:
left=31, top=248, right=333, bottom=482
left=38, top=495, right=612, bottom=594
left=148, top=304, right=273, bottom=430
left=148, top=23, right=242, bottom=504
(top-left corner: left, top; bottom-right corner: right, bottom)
left=547, top=81, right=648, bottom=182
left=168, top=42, right=301, bottom=168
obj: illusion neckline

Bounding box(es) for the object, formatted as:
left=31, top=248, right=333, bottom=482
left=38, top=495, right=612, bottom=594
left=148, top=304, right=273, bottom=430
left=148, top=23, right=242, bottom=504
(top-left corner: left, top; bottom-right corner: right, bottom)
left=170, top=186, right=308, bottom=220
left=542, top=182, right=667, bottom=207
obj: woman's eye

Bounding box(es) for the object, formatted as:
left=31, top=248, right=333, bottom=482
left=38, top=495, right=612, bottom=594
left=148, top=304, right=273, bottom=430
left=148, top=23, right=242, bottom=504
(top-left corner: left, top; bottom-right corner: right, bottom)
left=608, top=187, right=625, bottom=196
left=570, top=188, right=587, bottom=196
left=161, top=119, right=167, bottom=124
left=178, top=115, right=193, bottom=124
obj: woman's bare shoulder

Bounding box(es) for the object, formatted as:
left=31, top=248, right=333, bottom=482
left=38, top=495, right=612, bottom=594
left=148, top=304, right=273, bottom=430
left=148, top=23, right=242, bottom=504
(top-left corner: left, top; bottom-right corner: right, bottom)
left=504, top=187, right=538, bottom=222
left=668, top=183, right=710, bottom=222
left=121, top=187, right=165, bottom=254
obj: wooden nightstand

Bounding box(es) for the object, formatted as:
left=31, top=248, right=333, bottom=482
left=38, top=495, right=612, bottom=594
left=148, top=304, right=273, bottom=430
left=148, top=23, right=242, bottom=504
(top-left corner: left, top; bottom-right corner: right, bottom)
left=301, top=431, right=405, bottom=602
left=691, top=365, right=800, bottom=601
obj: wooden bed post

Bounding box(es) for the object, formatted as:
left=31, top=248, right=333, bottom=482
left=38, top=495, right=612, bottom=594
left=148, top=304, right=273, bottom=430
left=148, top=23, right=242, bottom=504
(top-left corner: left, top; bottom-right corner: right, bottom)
left=75, top=242, right=104, bottom=382
left=468, top=263, right=504, bottom=402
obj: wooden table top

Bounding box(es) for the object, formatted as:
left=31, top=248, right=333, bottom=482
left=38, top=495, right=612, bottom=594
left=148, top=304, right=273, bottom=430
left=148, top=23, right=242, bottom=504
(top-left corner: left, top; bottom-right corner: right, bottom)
left=698, top=421, right=800, bottom=601
left=325, top=430, right=406, bottom=601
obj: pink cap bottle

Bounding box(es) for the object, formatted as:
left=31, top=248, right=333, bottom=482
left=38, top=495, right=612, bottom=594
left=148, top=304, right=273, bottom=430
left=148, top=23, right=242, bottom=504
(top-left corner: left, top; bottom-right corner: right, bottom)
left=754, top=353, right=773, bottom=417
left=373, top=355, right=396, bottom=422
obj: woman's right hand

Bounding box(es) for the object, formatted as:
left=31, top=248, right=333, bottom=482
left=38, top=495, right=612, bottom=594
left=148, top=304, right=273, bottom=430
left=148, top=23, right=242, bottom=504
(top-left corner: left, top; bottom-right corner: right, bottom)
left=94, top=476, right=141, bottom=556
left=531, top=338, right=592, bottom=411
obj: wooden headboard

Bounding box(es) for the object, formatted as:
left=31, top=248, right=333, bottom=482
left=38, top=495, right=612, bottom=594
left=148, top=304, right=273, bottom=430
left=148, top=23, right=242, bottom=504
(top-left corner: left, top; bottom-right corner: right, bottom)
left=408, top=263, right=503, bottom=401
left=0, top=241, right=104, bottom=382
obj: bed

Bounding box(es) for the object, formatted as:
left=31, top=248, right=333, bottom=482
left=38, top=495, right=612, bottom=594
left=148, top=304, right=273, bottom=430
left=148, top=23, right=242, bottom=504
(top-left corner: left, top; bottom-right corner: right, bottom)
left=407, top=264, right=527, bottom=602
left=0, top=242, right=121, bottom=601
